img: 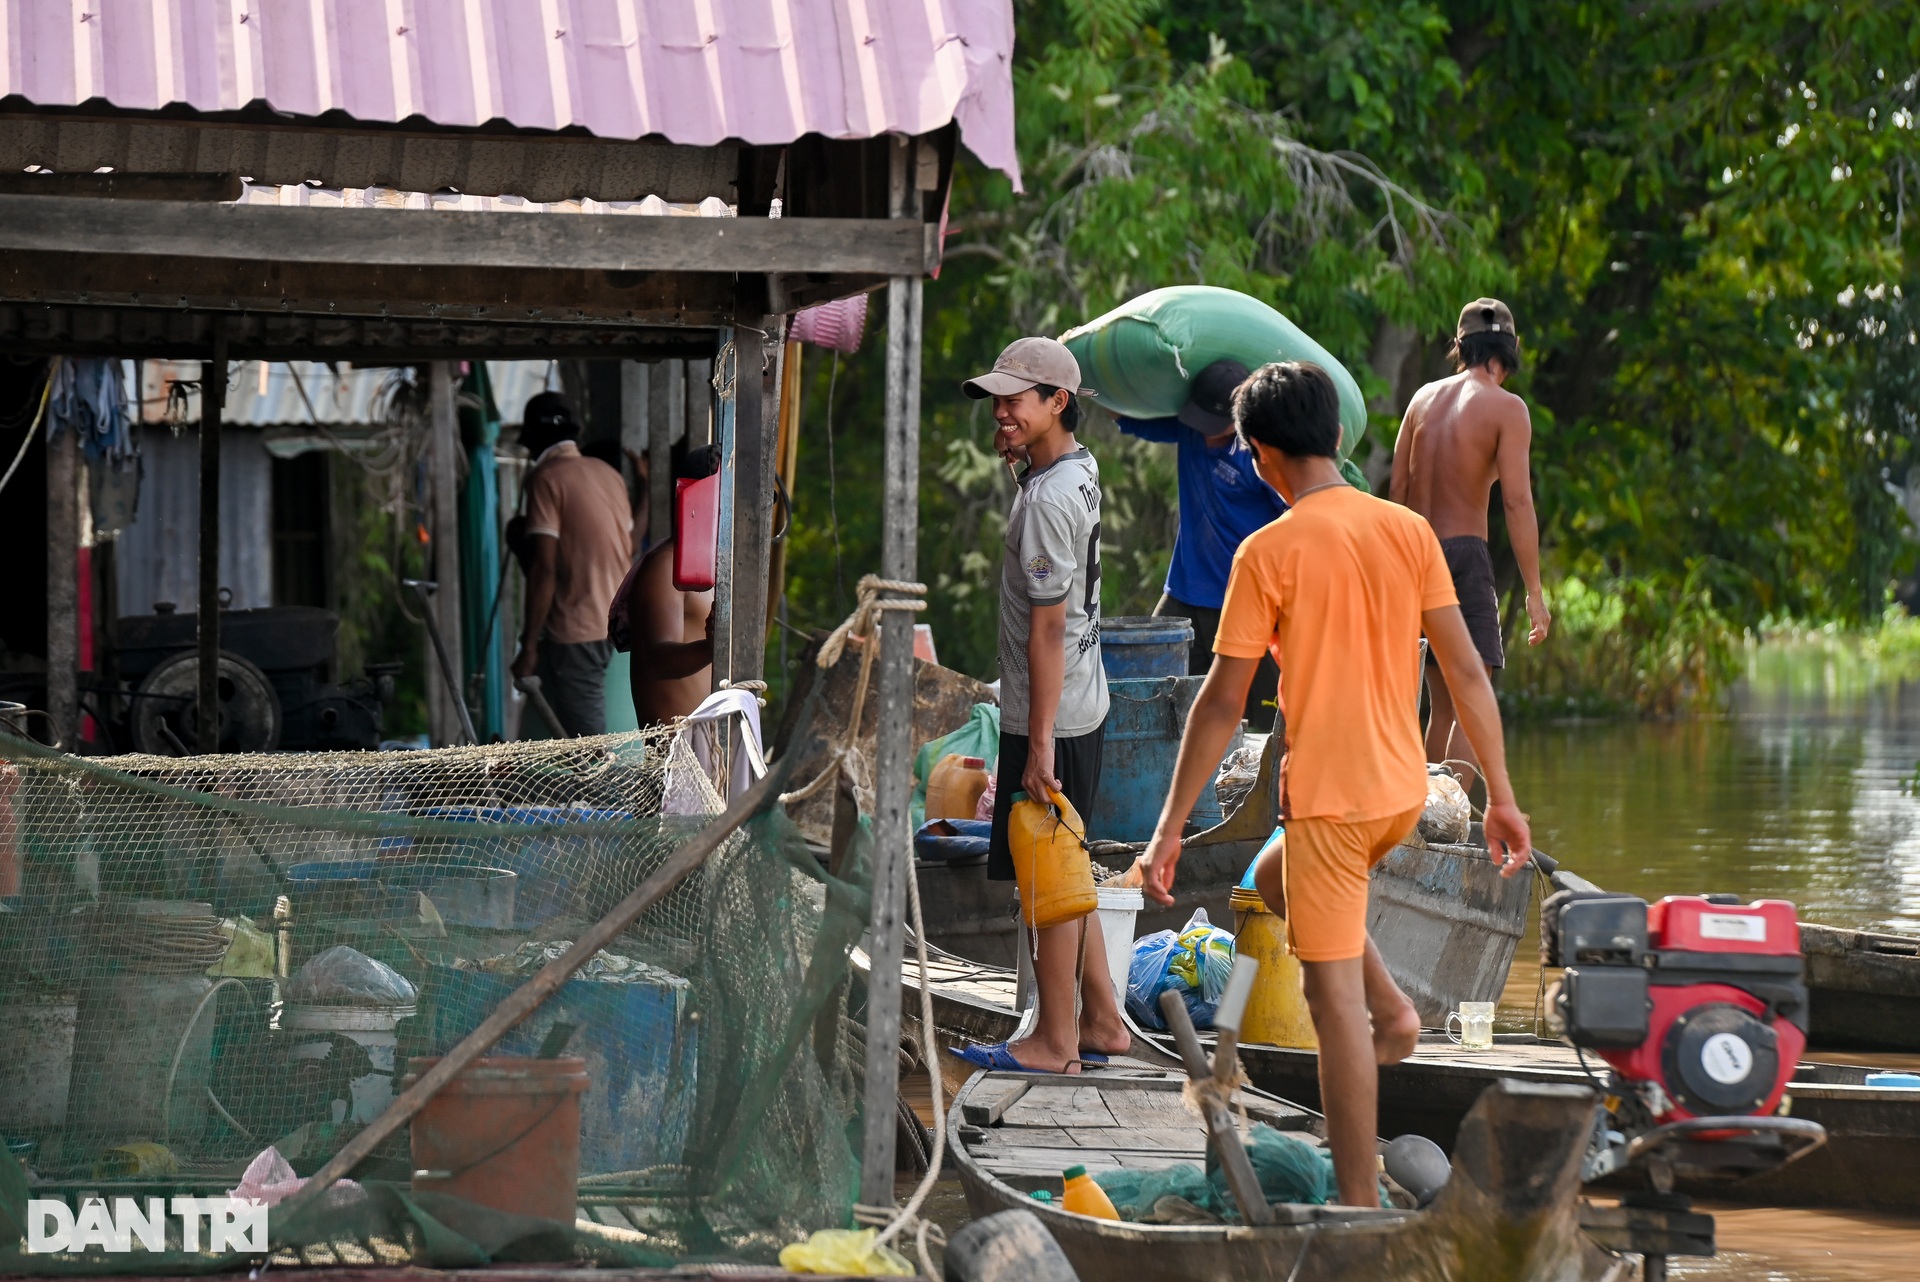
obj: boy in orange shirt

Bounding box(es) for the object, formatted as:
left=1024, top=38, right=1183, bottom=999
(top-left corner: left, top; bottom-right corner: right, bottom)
left=1142, top=361, right=1533, bottom=1206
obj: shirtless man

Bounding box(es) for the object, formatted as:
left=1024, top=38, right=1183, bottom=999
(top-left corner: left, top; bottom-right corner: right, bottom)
left=1390, top=299, right=1550, bottom=779
left=610, top=445, right=717, bottom=727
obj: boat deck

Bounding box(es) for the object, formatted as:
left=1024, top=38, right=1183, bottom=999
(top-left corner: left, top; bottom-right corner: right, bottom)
left=953, top=1069, right=1318, bottom=1183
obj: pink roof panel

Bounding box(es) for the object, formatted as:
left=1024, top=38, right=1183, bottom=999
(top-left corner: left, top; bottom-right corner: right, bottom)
left=0, top=0, right=1021, bottom=189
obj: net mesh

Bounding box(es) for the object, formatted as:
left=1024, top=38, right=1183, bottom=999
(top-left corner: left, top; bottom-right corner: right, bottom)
left=0, top=725, right=872, bottom=1271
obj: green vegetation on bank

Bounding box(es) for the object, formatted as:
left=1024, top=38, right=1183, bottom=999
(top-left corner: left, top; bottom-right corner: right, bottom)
left=777, top=1, right=1920, bottom=714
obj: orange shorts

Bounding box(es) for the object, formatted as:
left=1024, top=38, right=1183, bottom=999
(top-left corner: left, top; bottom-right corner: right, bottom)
left=1263, top=803, right=1423, bottom=962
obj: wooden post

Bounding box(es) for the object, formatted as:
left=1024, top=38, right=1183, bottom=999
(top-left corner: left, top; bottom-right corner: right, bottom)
left=427, top=362, right=466, bottom=745
left=725, top=305, right=782, bottom=684
left=710, top=341, right=737, bottom=685
left=45, top=389, right=78, bottom=751
left=767, top=341, right=803, bottom=638
left=648, top=361, right=676, bottom=548
left=858, top=133, right=923, bottom=1207
left=196, top=333, right=226, bottom=753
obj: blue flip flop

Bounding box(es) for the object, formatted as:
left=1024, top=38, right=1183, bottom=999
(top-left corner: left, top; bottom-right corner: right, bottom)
left=1079, top=1051, right=1111, bottom=1065
left=948, top=1041, right=1080, bottom=1075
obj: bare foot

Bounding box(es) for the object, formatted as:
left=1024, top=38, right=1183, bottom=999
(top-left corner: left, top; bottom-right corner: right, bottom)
left=1371, top=1000, right=1420, bottom=1065
left=1077, top=1013, right=1132, bottom=1058
left=1006, top=1037, right=1081, bottom=1074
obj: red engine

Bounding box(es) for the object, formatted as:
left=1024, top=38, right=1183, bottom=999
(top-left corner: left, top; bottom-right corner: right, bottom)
left=1547, top=893, right=1807, bottom=1124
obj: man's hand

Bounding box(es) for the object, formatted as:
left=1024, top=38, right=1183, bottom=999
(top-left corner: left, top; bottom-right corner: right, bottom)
left=1021, top=738, right=1060, bottom=805
left=1483, top=799, right=1533, bottom=878
left=1526, top=589, right=1552, bottom=646
left=510, top=643, right=538, bottom=681
left=1142, top=830, right=1183, bottom=907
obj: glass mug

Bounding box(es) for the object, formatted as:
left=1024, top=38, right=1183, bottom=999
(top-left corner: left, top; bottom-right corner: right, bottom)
left=1446, top=1001, right=1497, bottom=1051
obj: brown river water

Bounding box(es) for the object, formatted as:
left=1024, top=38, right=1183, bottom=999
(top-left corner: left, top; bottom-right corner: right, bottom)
left=915, top=657, right=1920, bottom=1278
left=1497, top=666, right=1920, bottom=1279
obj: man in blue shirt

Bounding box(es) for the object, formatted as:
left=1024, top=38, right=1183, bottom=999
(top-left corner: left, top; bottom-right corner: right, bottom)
left=1118, top=359, right=1285, bottom=721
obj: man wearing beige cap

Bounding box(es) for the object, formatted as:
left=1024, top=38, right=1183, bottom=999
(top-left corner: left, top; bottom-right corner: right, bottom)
left=1390, top=299, right=1549, bottom=782
left=949, top=337, right=1129, bottom=1076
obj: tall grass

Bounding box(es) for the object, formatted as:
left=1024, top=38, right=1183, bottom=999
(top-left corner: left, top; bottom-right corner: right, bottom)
left=1499, top=575, right=1740, bottom=720
left=1742, top=610, right=1920, bottom=698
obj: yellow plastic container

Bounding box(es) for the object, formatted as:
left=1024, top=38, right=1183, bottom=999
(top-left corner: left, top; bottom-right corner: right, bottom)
left=1009, top=788, right=1098, bottom=929
left=925, top=753, right=990, bottom=821
left=1060, top=1164, right=1120, bottom=1220
left=1231, top=883, right=1318, bottom=1049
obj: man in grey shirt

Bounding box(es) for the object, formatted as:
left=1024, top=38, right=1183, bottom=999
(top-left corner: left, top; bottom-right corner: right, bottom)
left=950, top=337, right=1126, bottom=1076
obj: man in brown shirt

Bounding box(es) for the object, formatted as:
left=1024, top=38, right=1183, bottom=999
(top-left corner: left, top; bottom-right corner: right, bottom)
left=1390, top=299, right=1550, bottom=779
left=510, top=392, right=634, bottom=737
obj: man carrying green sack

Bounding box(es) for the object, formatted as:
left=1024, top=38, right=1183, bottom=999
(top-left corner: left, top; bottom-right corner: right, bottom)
left=1118, top=358, right=1287, bottom=724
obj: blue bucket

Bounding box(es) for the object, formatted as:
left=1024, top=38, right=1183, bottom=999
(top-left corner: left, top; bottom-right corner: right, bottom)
left=1087, top=676, right=1224, bottom=841
left=1099, top=616, right=1193, bottom=680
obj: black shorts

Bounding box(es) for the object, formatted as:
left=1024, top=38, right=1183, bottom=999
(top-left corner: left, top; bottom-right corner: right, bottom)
left=1432, top=536, right=1505, bottom=669
left=986, top=721, right=1106, bottom=881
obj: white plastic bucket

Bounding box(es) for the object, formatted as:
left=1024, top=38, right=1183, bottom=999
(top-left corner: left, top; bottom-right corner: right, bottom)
left=1096, top=885, right=1144, bottom=998
left=282, top=1002, right=414, bottom=1124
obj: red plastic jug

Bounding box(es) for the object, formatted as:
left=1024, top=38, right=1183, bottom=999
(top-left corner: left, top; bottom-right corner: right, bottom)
left=673, top=471, right=721, bottom=591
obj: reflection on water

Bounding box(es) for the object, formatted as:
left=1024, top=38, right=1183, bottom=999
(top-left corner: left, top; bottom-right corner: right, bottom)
left=1495, top=662, right=1920, bottom=1281
left=1506, top=677, right=1920, bottom=932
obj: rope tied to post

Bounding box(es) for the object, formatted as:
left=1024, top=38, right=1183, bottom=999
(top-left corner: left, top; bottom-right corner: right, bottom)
left=780, top=575, right=926, bottom=807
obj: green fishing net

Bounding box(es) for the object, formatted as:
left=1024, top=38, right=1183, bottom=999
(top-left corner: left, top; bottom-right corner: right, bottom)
left=0, top=724, right=873, bottom=1272
left=1094, top=1124, right=1339, bottom=1223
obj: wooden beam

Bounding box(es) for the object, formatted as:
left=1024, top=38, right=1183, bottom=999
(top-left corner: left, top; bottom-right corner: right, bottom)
left=0, top=112, right=740, bottom=205
left=0, top=195, right=937, bottom=276
left=45, top=398, right=78, bottom=751
left=724, top=301, right=781, bottom=685
left=196, top=332, right=226, bottom=754
left=0, top=172, right=241, bottom=200
left=0, top=302, right=729, bottom=362
left=859, top=133, right=924, bottom=1208
left=427, top=363, right=466, bottom=748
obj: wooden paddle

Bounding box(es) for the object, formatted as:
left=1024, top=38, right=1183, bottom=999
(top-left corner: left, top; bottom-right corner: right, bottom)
left=1158, top=961, right=1274, bottom=1226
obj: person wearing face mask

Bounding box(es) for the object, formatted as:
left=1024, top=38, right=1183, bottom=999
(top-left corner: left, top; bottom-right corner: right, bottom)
left=1116, top=359, right=1287, bottom=723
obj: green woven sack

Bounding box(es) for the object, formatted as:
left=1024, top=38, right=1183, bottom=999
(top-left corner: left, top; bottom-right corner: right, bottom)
left=1061, top=285, right=1367, bottom=458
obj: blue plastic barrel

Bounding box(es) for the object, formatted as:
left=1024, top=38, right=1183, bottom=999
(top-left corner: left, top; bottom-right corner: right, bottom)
left=1099, top=615, right=1193, bottom=681
left=1088, top=675, right=1225, bottom=841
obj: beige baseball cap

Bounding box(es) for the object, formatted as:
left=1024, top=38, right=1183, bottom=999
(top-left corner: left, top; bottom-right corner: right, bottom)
left=1457, top=298, right=1518, bottom=338
left=962, top=337, right=1094, bottom=399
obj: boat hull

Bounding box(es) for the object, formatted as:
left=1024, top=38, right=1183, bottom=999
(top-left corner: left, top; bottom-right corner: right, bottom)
left=949, top=1072, right=1625, bottom=1282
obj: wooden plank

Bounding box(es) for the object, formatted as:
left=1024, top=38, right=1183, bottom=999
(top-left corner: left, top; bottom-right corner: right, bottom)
left=1002, top=1084, right=1121, bottom=1129
left=0, top=194, right=937, bottom=275
left=0, top=171, right=241, bottom=200
left=962, top=1078, right=1032, bottom=1127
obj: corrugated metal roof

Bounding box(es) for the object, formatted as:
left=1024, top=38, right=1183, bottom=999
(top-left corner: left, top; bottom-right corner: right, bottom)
left=0, top=0, right=1020, bottom=188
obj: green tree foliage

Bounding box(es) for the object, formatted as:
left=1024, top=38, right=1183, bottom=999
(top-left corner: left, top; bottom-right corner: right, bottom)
left=779, top=0, right=1920, bottom=712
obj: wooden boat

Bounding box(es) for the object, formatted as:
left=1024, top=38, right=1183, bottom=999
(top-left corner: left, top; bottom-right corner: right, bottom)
left=918, top=731, right=1532, bottom=1026
left=919, top=770, right=1920, bottom=1053
left=906, top=950, right=1920, bottom=1213
left=1800, top=920, right=1920, bottom=1051
left=947, top=1066, right=1629, bottom=1281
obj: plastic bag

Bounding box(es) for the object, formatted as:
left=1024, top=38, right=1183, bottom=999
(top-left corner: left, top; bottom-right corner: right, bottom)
left=285, top=944, right=418, bottom=1006
left=1167, top=908, right=1235, bottom=1003
left=974, top=772, right=997, bottom=822
left=778, top=1228, right=914, bottom=1276
left=1125, top=909, right=1234, bottom=1030
left=1417, top=766, right=1471, bottom=846
left=1213, top=738, right=1266, bottom=816
left=910, top=702, right=1001, bottom=831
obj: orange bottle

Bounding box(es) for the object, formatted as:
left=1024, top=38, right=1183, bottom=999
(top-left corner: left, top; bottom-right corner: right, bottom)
left=1060, top=1164, right=1120, bottom=1220
left=925, top=754, right=990, bottom=821
left=1009, top=788, right=1098, bottom=929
